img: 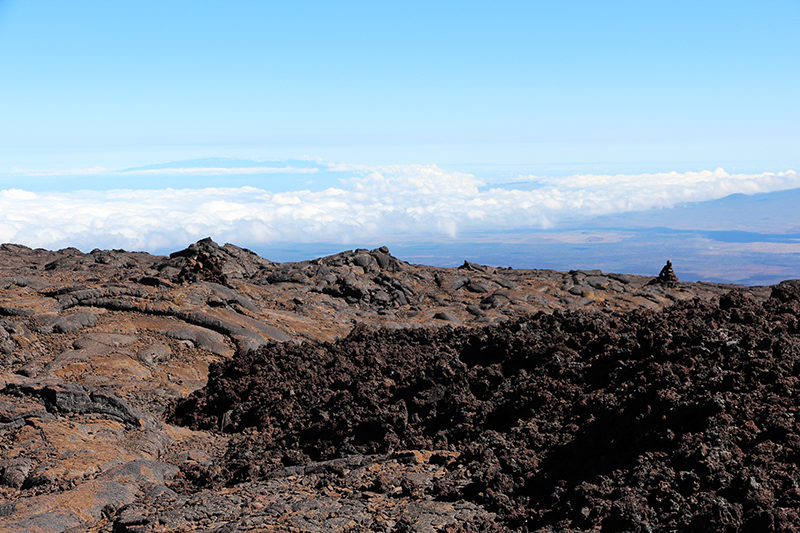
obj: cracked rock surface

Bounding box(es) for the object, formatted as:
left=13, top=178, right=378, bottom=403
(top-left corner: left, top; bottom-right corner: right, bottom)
left=0, top=239, right=784, bottom=532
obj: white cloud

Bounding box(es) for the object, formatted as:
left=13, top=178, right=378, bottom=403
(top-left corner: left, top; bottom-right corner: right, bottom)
left=0, top=189, right=37, bottom=200
left=0, top=165, right=798, bottom=253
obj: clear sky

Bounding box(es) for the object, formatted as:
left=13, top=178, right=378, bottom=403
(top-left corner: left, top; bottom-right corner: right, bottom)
left=2, top=0, right=798, bottom=171
left=0, top=1, right=799, bottom=283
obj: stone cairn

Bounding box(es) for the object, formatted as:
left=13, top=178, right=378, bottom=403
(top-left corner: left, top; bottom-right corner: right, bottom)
left=650, top=259, right=679, bottom=288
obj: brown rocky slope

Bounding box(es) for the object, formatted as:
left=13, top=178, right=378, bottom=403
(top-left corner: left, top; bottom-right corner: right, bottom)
left=0, top=238, right=792, bottom=532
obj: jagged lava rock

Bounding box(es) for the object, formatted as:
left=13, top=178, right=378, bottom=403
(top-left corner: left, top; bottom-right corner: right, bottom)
left=171, top=284, right=800, bottom=532
left=0, top=238, right=786, bottom=532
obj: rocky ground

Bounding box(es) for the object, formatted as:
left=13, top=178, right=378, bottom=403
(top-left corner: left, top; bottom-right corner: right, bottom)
left=0, top=238, right=788, bottom=532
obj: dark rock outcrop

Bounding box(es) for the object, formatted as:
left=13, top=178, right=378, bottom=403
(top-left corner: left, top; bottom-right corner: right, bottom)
left=164, top=237, right=274, bottom=285
left=170, top=286, right=800, bottom=532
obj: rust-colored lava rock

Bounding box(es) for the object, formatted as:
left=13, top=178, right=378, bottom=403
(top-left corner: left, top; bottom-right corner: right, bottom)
left=170, top=281, right=800, bottom=532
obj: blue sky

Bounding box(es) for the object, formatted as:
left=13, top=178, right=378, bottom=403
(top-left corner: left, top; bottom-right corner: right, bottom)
left=0, top=1, right=799, bottom=283
left=2, top=0, right=798, bottom=170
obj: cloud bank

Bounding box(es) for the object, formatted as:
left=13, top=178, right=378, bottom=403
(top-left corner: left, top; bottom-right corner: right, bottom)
left=0, top=165, right=797, bottom=253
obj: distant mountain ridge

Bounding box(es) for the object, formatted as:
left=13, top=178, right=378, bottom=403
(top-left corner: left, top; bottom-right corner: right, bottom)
left=584, top=186, right=800, bottom=234
left=120, top=157, right=325, bottom=172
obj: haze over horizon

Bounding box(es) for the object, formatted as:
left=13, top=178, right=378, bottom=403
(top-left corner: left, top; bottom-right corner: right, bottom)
left=1, top=1, right=798, bottom=284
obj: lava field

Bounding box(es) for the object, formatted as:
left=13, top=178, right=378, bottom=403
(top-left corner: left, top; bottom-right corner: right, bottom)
left=170, top=281, right=800, bottom=532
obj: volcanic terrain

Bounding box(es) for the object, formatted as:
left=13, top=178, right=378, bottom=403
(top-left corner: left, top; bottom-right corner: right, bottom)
left=0, top=238, right=796, bottom=532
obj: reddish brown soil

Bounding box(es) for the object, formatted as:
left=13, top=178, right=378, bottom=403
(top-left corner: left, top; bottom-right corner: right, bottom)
left=170, top=281, right=800, bottom=532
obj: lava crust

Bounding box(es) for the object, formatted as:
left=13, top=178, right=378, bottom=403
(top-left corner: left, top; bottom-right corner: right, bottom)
left=171, top=282, right=800, bottom=532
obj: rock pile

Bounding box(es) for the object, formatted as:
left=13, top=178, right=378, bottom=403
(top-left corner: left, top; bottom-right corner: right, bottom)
left=171, top=282, right=800, bottom=532
left=650, top=259, right=680, bottom=288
